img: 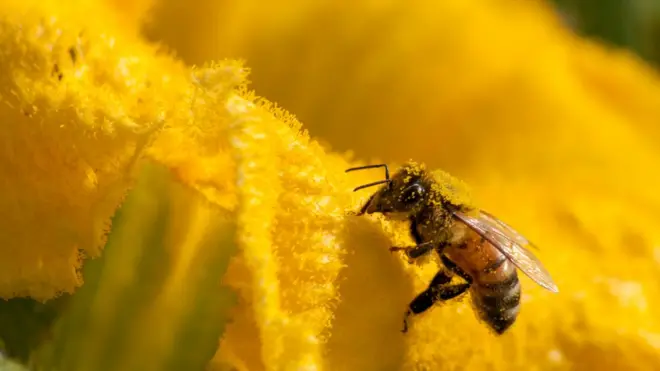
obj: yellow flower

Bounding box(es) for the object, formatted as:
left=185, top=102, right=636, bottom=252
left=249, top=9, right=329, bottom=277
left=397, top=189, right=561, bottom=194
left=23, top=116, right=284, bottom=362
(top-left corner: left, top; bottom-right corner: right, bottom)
left=148, top=1, right=660, bottom=369
left=0, top=0, right=184, bottom=300
left=2, top=1, right=349, bottom=369
left=2, top=0, right=660, bottom=371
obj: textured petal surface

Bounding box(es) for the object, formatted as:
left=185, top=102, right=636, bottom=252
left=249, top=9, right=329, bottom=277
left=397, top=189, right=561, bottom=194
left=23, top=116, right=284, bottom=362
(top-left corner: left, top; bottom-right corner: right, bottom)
left=0, top=0, right=187, bottom=300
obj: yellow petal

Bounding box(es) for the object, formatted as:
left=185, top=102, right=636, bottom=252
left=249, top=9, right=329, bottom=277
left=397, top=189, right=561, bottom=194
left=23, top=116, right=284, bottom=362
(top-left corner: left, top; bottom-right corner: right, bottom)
left=0, top=0, right=243, bottom=301
left=208, top=93, right=352, bottom=371
left=0, top=0, right=188, bottom=300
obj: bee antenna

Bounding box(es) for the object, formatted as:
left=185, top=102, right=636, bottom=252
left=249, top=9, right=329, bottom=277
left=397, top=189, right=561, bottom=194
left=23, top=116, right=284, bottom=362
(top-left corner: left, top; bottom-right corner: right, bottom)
left=352, top=180, right=391, bottom=192
left=345, top=164, right=390, bottom=180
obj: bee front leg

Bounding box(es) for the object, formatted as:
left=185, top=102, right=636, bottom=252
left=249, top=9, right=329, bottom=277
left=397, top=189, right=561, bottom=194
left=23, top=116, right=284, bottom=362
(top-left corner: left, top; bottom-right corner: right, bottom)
left=350, top=193, right=376, bottom=216
left=390, top=219, right=442, bottom=261
left=389, top=241, right=435, bottom=260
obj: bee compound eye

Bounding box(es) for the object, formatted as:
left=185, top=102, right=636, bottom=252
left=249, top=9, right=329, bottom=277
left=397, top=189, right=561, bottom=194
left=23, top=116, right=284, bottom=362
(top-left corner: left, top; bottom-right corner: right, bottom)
left=401, top=183, right=424, bottom=205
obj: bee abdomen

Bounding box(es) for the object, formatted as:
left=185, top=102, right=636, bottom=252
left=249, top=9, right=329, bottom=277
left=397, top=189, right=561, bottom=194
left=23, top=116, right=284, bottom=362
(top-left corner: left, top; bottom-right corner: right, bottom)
left=472, top=273, right=521, bottom=335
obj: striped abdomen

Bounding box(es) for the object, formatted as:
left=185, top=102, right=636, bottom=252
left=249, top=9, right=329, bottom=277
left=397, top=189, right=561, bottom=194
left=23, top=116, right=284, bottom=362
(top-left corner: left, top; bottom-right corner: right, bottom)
left=471, top=260, right=521, bottom=334
left=444, top=232, right=521, bottom=334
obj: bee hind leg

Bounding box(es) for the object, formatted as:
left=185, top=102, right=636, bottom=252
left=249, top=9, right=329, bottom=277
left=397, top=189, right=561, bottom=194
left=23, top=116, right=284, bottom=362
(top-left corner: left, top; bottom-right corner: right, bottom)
left=441, top=255, right=473, bottom=283
left=402, top=270, right=470, bottom=333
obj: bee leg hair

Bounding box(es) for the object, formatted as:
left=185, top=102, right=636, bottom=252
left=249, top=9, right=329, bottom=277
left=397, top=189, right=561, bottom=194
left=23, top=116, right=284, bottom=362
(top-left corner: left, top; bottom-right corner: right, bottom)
left=401, top=270, right=470, bottom=333
left=354, top=193, right=376, bottom=216
left=441, top=255, right=473, bottom=283
left=389, top=218, right=440, bottom=260
left=389, top=241, right=435, bottom=259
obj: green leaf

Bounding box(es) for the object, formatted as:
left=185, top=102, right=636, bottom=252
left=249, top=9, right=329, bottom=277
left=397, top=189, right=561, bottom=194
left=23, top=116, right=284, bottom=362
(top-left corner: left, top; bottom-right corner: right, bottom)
left=32, top=161, right=238, bottom=371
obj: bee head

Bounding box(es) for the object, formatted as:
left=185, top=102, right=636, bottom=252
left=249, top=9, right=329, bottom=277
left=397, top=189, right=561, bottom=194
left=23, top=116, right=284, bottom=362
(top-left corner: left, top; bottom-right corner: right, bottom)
left=346, top=162, right=429, bottom=218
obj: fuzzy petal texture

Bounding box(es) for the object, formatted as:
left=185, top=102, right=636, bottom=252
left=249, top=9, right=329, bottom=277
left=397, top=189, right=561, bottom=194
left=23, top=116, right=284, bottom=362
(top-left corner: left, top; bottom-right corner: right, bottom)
left=0, top=0, right=240, bottom=300
left=0, top=0, right=186, bottom=300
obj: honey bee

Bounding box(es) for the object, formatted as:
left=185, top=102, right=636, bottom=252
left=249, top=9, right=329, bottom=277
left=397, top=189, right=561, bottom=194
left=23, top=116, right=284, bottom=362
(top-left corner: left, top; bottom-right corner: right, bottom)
left=346, top=161, right=558, bottom=334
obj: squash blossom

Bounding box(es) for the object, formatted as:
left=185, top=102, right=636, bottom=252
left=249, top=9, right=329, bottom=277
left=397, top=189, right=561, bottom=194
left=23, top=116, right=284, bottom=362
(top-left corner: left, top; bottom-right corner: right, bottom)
left=1, top=0, right=660, bottom=370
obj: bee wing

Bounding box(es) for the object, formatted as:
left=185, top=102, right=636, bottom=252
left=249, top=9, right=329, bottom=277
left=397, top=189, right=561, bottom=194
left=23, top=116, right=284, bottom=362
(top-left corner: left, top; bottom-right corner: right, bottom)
left=453, top=210, right=559, bottom=293
left=479, top=210, right=540, bottom=251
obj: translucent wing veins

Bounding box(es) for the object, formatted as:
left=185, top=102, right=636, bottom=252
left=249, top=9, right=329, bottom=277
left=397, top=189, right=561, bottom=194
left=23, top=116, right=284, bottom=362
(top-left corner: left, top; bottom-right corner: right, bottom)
left=479, top=210, right=540, bottom=251
left=453, top=210, right=559, bottom=293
